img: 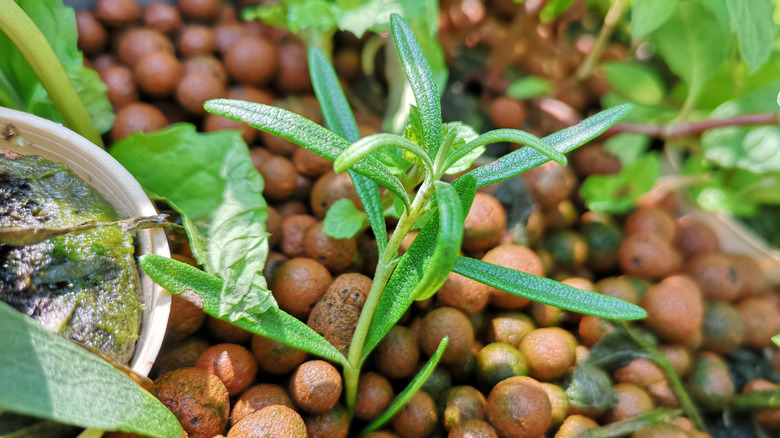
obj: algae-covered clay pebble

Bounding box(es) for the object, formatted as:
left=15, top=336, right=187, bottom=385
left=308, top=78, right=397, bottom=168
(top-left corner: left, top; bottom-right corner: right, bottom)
left=418, top=307, right=475, bottom=364
left=701, top=301, right=745, bottom=354
left=373, top=325, right=420, bottom=379
left=355, top=372, right=394, bottom=421
left=486, top=377, right=551, bottom=438
left=290, top=360, right=343, bottom=414
left=441, top=385, right=488, bottom=431
left=519, top=327, right=577, bottom=381
left=631, top=423, right=689, bottom=438
left=539, top=382, right=569, bottom=425
left=687, top=352, right=734, bottom=412
left=304, top=403, right=350, bottom=438
left=449, top=419, right=498, bottom=438
left=227, top=405, right=307, bottom=438
left=391, top=390, right=438, bottom=438
left=251, top=334, right=307, bottom=375
left=164, top=292, right=206, bottom=342
left=271, top=257, right=332, bottom=319
left=476, top=343, right=528, bottom=391
left=231, top=384, right=295, bottom=427
left=486, top=312, right=535, bottom=348
left=195, top=343, right=258, bottom=396
left=153, top=367, right=230, bottom=438
left=481, top=245, right=545, bottom=309
left=462, top=192, right=507, bottom=252
left=742, top=379, right=780, bottom=430
left=684, top=252, right=743, bottom=302
left=640, top=275, right=703, bottom=347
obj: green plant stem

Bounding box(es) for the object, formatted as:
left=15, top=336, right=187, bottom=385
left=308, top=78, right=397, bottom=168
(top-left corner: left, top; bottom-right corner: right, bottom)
left=582, top=408, right=682, bottom=438
left=618, top=322, right=705, bottom=431
left=577, top=0, right=628, bottom=80
left=344, top=178, right=436, bottom=415
left=0, top=0, right=103, bottom=147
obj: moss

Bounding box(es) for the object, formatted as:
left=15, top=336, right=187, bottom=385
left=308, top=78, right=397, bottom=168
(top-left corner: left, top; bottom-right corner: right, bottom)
left=0, top=154, right=143, bottom=364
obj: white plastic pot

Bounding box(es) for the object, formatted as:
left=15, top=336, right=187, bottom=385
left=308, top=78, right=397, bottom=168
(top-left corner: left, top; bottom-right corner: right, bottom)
left=0, top=107, right=170, bottom=377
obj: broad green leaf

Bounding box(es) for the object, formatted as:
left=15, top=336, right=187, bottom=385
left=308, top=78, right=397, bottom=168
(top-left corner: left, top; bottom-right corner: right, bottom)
left=391, top=14, right=443, bottom=157
left=702, top=80, right=780, bottom=173
left=411, top=182, right=463, bottom=300
left=0, top=0, right=114, bottom=133
left=601, top=62, right=665, bottom=106
left=208, top=145, right=274, bottom=317
left=205, top=99, right=411, bottom=205
left=323, top=198, right=365, bottom=239
left=0, top=302, right=184, bottom=437
left=506, top=76, right=553, bottom=99
left=362, top=175, right=477, bottom=360
left=140, top=255, right=347, bottom=366
left=242, top=3, right=288, bottom=29
left=539, top=0, right=577, bottom=23
left=464, top=105, right=631, bottom=188
left=580, top=152, right=660, bottom=214
left=333, top=0, right=424, bottom=38
left=631, top=0, right=678, bottom=38
left=452, top=257, right=647, bottom=320
left=358, top=337, right=448, bottom=437
left=307, top=47, right=386, bottom=252
left=726, top=0, right=776, bottom=72
left=653, top=1, right=730, bottom=106
left=604, top=133, right=651, bottom=165
left=286, top=0, right=337, bottom=33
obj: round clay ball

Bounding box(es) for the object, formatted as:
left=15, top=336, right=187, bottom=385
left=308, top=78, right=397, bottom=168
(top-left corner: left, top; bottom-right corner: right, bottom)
left=373, top=325, right=420, bottom=380
left=257, top=155, right=299, bottom=201
left=486, top=377, right=551, bottom=438
left=153, top=367, right=230, bottom=438
left=391, top=390, right=438, bottom=438
left=214, top=23, right=249, bottom=53
left=482, top=245, right=545, bottom=309
left=231, top=384, right=296, bottom=427
left=275, top=38, right=311, bottom=93
left=76, top=11, right=107, bottom=54
left=462, top=192, right=507, bottom=252
left=195, top=343, right=258, bottom=396
left=304, top=404, right=350, bottom=438
left=251, top=334, right=308, bottom=375
left=117, top=28, right=173, bottom=67
left=224, top=36, right=279, bottom=86
left=178, top=25, right=217, bottom=57
left=519, top=327, right=577, bottom=381
left=176, top=71, right=226, bottom=114
left=303, top=222, right=357, bottom=273
left=94, top=0, right=140, bottom=27
left=418, top=306, right=475, bottom=365
left=640, top=275, right=704, bottom=347
left=290, top=360, right=343, bottom=414
left=489, top=96, right=528, bottom=129
left=271, top=257, right=332, bottom=318
left=182, top=55, right=228, bottom=86
left=227, top=405, right=307, bottom=438
left=355, top=372, right=394, bottom=421
left=111, top=102, right=168, bottom=141
left=99, top=65, right=138, bottom=109
left=134, top=51, right=182, bottom=97
left=143, top=2, right=181, bottom=35
left=436, top=271, right=491, bottom=315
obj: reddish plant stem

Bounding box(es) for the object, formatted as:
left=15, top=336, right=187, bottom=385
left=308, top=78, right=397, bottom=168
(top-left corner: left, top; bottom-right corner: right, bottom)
left=603, top=113, right=780, bottom=140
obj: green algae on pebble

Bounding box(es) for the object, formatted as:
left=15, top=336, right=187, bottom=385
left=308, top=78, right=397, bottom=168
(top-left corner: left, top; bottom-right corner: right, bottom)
left=0, top=153, right=143, bottom=364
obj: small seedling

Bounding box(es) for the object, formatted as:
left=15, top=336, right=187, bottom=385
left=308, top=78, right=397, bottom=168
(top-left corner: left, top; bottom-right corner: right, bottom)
left=140, top=14, right=643, bottom=434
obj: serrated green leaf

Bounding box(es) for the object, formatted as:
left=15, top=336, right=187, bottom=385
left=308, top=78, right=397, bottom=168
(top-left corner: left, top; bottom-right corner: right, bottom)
left=506, top=76, right=553, bottom=99
left=463, top=105, right=632, bottom=188
left=323, top=198, right=365, bottom=239
left=631, top=0, right=678, bottom=38
left=391, top=14, right=443, bottom=157
left=539, top=0, right=577, bottom=23
left=411, top=182, right=463, bottom=300
left=0, top=302, right=184, bottom=437
left=580, top=152, right=660, bottom=214
left=358, top=337, right=448, bottom=437
left=602, top=62, right=666, bottom=105
left=140, top=255, right=347, bottom=366
left=653, top=1, right=730, bottom=106
left=452, top=257, right=647, bottom=320
left=726, top=0, right=776, bottom=73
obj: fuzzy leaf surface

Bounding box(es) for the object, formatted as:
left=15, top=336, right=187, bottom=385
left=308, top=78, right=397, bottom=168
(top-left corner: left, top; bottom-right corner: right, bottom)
left=452, top=257, right=647, bottom=320
left=140, top=255, right=346, bottom=365
left=0, top=302, right=184, bottom=437
left=323, top=199, right=365, bottom=239
left=464, top=105, right=631, bottom=188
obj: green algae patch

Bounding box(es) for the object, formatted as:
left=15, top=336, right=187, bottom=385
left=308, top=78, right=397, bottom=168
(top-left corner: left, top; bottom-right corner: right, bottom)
left=0, top=153, right=143, bottom=364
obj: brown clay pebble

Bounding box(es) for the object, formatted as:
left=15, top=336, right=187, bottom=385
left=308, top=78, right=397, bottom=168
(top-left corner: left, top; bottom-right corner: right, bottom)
left=225, top=36, right=279, bottom=86
left=178, top=0, right=221, bottom=20
left=111, top=102, right=168, bottom=141
left=578, top=315, right=613, bottom=347
left=231, top=384, right=296, bottom=427
left=631, top=423, right=689, bottom=438
left=355, top=372, right=394, bottom=421
left=272, top=257, right=332, bottom=318
left=555, top=415, right=598, bottom=438
left=143, top=2, right=181, bottom=34
left=684, top=252, right=743, bottom=302
left=165, top=291, right=206, bottom=342
left=214, top=23, right=249, bottom=53
left=99, top=65, right=138, bottom=109
left=374, top=325, right=420, bottom=379
left=195, top=343, right=257, bottom=396
left=258, top=155, right=298, bottom=201
left=134, top=51, right=181, bottom=97
left=604, top=384, right=655, bottom=424
left=182, top=55, right=228, bottom=85
left=391, top=391, right=438, bottom=438
left=743, top=379, right=780, bottom=431
left=418, top=307, right=475, bottom=364
left=449, top=419, right=498, bottom=438
left=116, top=28, right=173, bottom=67
left=280, top=214, right=318, bottom=257
left=674, top=217, right=719, bottom=257
left=207, top=316, right=252, bottom=344
left=462, top=192, right=507, bottom=252
left=736, top=297, right=780, bottom=348
left=153, top=367, right=230, bottom=438
left=76, top=11, right=107, bottom=54
left=204, top=113, right=256, bottom=144
left=519, top=327, right=577, bottom=381
left=178, top=25, right=217, bottom=57
left=486, top=312, right=535, bottom=348
left=486, top=377, right=551, bottom=438
left=624, top=208, right=677, bottom=242
left=618, top=233, right=681, bottom=279
left=520, top=161, right=576, bottom=210
left=310, top=172, right=362, bottom=219
left=489, top=96, right=527, bottom=129
left=307, top=273, right=372, bottom=356
left=290, top=360, right=343, bottom=414
left=276, top=38, right=312, bottom=93
left=152, top=337, right=209, bottom=377
left=482, top=245, right=545, bottom=309
left=176, top=72, right=226, bottom=114
left=304, top=222, right=357, bottom=272
left=571, top=143, right=621, bottom=176
left=730, top=254, right=766, bottom=298
left=436, top=271, right=491, bottom=315
left=293, top=147, right=332, bottom=178
left=251, top=334, right=307, bottom=374
left=364, top=432, right=400, bottom=438
left=304, top=404, right=350, bottom=438
left=641, top=275, right=704, bottom=347
left=701, top=301, right=745, bottom=354
left=92, top=53, right=120, bottom=72
left=441, top=385, right=488, bottom=431
left=227, top=405, right=307, bottom=438
left=94, top=0, right=140, bottom=27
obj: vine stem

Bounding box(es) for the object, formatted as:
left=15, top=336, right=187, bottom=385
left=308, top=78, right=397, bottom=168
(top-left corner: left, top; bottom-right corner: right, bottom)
left=343, top=179, right=436, bottom=416
left=0, top=0, right=103, bottom=146
left=618, top=322, right=705, bottom=431
left=577, top=0, right=628, bottom=80
left=604, top=113, right=780, bottom=139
